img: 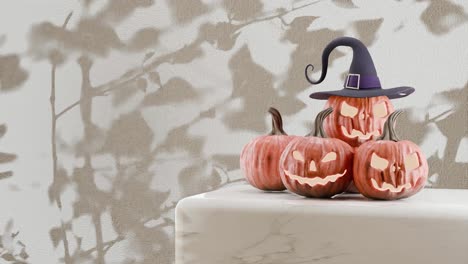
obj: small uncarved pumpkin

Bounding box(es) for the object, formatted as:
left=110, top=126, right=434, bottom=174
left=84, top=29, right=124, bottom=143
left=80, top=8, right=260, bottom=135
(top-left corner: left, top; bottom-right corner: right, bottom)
left=324, top=95, right=394, bottom=147
left=353, top=111, right=428, bottom=200
left=280, top=108, right=354, bottom=198
left=240, top=108, right=296, bottom=191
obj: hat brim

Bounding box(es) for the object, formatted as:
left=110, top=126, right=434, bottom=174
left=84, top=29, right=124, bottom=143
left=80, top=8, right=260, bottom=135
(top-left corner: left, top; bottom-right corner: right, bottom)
left=309, top=86, right=415, bottom=100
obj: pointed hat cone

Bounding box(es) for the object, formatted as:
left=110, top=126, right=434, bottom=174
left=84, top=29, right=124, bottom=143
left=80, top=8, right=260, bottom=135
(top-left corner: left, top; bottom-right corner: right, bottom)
left=306, top=37, right=414, bottom=100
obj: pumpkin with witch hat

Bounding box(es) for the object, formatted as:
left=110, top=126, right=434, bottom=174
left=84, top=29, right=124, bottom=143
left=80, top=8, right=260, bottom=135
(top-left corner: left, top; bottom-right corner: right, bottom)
left=240, top=36, right=427, bottom=200
left=305, top=37, right=415, bottom=148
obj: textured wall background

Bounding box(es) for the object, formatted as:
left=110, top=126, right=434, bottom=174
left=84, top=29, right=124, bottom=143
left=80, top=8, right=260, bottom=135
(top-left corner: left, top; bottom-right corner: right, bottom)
left=0, top=0, right=467, bottom=263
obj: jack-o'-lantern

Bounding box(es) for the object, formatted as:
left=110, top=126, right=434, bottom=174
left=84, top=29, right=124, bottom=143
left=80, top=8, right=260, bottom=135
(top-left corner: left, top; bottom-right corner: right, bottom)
left=279, top=108, right=354, bottom=198
left=323, top=96, right=394, bottom=147
left=305, top=37, right=414, bottom=147
left=353, top=111, right=428, bottom=200
left=240, top=107, right=297, bottom=191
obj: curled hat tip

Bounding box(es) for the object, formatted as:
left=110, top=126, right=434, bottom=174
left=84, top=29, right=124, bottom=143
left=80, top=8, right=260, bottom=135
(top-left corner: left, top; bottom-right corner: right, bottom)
left=305, top=64, right=320, bottom=85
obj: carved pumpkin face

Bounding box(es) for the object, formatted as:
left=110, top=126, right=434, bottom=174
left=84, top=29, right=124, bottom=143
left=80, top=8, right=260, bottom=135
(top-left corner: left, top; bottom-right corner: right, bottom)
left=324, top=96, right=394, bottom=147
left=279, top=108, right=354, bottom=198
left=280, top=138, right=354, bottom=198
left=353, top=111, right=428, bottom=200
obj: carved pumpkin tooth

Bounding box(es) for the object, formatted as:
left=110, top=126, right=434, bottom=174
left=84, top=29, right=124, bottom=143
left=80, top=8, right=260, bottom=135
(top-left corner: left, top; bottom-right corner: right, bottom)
left=410, top=175, right=416, bottom=186
left=397, top=170, right=404, bottom=187
left=309, top=160, right=317, bottom=172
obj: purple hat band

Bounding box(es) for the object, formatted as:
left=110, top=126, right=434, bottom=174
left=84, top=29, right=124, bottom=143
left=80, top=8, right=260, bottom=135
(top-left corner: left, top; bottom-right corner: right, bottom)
left=344, top=74, right=381, bottom=90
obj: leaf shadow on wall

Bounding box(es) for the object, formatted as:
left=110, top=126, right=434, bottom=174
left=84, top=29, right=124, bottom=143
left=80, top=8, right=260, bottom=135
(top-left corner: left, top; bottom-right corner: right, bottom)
left=280, top=16, right=345, bottom=95
left=223, top=0, right=264, bottom=22
left=223, top=45, right=305, bottom=132
left=167, top=0, right=210, bottom=24
left=398, top=82, right=468, bottom=188
left=0, top=41, right=29, bottom=250
left=0, top=219, right=30, bottom=263
left=331, top=0, right=358, bottom=9
left=0, top=53, right=28, bottom=92
left=0, top=124, right=17, bottom=181
left=28, top=0, right=159, bottom=61
left=95, top=0, right=155, bottom=24
left=418, top=0, right=468, bottom=35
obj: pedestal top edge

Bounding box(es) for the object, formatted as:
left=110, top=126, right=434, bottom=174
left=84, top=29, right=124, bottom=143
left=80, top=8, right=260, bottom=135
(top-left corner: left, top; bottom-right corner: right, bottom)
left=176, top=182, right=468, bottom=219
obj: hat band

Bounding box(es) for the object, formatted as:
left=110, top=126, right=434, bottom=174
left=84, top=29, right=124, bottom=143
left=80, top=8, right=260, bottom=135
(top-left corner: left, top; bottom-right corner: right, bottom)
left=344, top=74, right=381, bottom=90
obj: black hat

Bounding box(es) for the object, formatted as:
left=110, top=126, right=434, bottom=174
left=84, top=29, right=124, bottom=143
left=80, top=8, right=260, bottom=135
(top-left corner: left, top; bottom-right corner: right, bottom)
left=306, top=37, right=414, bottom=100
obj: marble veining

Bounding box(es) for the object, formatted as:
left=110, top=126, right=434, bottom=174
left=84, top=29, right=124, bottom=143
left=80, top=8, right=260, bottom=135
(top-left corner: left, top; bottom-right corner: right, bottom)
left=176, top=183, right=468, bottom=264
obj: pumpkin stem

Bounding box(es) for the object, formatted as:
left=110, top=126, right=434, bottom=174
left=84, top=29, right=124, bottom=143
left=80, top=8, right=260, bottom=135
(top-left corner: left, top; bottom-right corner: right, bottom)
left=268, top=107, right=287, bottom=135
left=308, top=107, right=333, bottom=138
left=378, top=110, right=403, bottom=142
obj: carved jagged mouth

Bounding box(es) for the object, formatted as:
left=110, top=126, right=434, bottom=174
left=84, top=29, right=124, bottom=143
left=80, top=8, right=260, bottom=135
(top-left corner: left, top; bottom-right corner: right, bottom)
left=341, top=126, right=380, bottom=140
left=284, top=170, right=347, bottom=187
left=371, top=178, right=412, bottom=193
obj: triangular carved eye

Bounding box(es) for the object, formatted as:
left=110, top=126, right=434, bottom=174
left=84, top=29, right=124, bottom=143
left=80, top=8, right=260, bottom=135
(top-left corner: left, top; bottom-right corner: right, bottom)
left=370, top=153, right=389, bottom=170
left=373, top=102, right=388, bottom=118
left=340, top=101, right=358, bottom=118
left=292, top=151, right=305, bottom=162
left=404, top=153, right=420, bottom=171
left=321, top=152, right=337, bottom=162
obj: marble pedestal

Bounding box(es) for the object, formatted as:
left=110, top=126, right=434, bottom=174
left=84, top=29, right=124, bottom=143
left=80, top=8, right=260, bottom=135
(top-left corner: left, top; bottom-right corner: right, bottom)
left=175, top=183, right=468, bottom=264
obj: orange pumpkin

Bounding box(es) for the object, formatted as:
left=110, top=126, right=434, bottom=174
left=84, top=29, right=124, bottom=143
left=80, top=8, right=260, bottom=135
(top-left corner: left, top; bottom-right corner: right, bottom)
left=323, top=95, right=394, bottom=148
left=280, top=108, right=354, bottom=198
left=353, top=111, right=428, bottom=200
left=240, top=108, right=296, bottom=191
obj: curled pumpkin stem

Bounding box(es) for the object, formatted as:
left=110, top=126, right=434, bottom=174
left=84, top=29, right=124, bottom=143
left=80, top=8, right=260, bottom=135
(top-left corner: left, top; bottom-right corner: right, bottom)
left=308, top=107, right=333, bottom=138
left=268, top=107, right=287, bottom=135
left=378, top=110, right=403, bottom=142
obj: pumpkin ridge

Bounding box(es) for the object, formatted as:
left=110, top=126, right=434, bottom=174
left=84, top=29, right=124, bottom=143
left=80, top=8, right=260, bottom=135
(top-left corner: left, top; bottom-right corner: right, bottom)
left=240, top=108, right=295, bottom=191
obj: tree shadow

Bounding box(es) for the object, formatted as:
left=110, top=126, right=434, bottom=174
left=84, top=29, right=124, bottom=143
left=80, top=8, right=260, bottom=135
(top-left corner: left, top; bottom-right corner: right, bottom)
left=22, top=1, right=468, bottom=264
left=46, top=55, right=175, bottom=263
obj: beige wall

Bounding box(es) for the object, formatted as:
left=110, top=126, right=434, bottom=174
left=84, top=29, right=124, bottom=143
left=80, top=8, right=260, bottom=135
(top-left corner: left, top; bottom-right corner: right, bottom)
left=0, top=0, right=467, bottom=263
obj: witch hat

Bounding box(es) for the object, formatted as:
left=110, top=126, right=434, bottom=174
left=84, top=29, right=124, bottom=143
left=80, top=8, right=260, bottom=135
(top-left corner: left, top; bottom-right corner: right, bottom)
left=306, top=37, right=414, bottom=100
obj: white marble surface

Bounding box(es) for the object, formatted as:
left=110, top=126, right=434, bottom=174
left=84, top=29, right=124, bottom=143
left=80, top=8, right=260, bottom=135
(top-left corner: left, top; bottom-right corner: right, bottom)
left=175, top=183, right=468, bottom=264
